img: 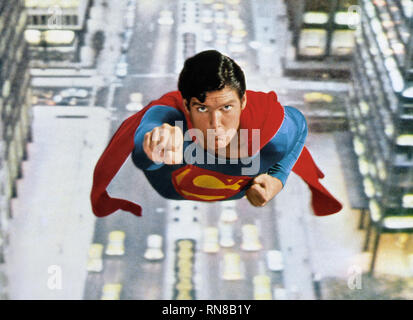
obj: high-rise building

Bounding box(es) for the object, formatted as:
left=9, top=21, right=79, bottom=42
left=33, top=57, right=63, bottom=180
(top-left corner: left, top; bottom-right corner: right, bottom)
left=24, top=0, right=91, bottom=63
left=0, top=0, right=33, bottom=261
left=347, top=0, right=413, bottom=272
left=284, top=0, right=358, bottom=78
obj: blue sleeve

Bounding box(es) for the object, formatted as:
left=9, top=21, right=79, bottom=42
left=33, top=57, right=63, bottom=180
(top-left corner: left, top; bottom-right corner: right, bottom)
left=131, top=105, right=185, bottom=171
left=267, top=106, right=308, bottom=187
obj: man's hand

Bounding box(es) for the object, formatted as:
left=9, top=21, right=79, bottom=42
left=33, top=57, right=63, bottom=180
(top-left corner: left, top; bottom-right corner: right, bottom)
left=245, top=174, right=283, bottom=207
left=143, top=123, right=184, bottom=165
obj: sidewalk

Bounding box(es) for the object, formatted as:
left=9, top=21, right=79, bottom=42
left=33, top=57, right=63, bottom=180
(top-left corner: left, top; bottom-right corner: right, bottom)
left=5, top=106, right=111, bottom=299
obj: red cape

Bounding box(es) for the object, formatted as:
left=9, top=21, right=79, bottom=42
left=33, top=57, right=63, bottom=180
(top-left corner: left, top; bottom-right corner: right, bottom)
left=90, top=90, right=342, bottom=217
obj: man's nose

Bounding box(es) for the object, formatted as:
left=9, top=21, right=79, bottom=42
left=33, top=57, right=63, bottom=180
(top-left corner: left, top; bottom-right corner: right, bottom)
left=209, top=111, right=221, bottom=129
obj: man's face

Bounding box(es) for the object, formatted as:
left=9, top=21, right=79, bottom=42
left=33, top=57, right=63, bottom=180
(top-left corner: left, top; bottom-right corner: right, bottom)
left=184, top=86, right=247, bottom=154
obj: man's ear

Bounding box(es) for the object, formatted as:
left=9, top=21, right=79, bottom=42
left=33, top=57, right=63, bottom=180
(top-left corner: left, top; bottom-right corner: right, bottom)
left=241, top=93, right=247, bottom=110
left=183, top=99, right=190, bottom=114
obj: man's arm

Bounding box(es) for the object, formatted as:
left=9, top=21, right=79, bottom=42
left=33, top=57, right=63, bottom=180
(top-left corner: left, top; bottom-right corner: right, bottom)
left=132, top=105, right=184, bottom=170
left=246, top=106, right=308, bottom=207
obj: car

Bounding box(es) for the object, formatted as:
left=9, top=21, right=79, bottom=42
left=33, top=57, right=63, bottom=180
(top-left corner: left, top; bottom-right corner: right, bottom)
left=105, top=230, right=125, bottom=256
left=86, top=243, right=104, bottom=272
left=116, top=62, right=128, bottom=78
left=303, top=92, right=333, bottom=103
left=218, top=222, right=235, bottom=247
left=266, top=250, right=284, bottom=272
left=144, top=234, right=164, bottom=261
left=101, top=283, right=122, bottom=300
left=125, top=102, right=143, bottom=112
left=129, top=92, right=143, bottom=103
left=331, top=30, right=355, bottom=56
left=158, top=10, right=174, bottom=25
left=231, top=28, right=247, bottom=38
left=203, top=227, right=219, bottom=253
left=253, top=275, right=272, bottom=300
left=222, top=253, right=242, bottom=280
left=212, top=2, right=225, bottom=10
left=219, top=208, right=237, bottom=223
left=241, top=224, right=262, bottom=251
left=121, top=29, right=133, bottom=52
left=298, top=28, right=327, bottom=57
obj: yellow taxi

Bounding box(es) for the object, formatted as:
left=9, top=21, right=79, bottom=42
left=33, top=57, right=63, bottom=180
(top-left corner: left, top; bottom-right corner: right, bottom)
left=222, top=253, right=243, bottom=280
left=101, top=283, right=122, bottom=300
left=253, top=275, right=272, bottom=300
left=86, top=243, right=104, bottom=272
left=105, top=231, right=125, bottom=256
left=241, top=224, right=262, bottom=251
left=203, top=227, right=219, bottom=253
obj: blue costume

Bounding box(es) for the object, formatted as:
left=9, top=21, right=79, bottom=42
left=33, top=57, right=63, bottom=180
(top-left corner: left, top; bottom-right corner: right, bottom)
left=132, top=105, right=307, bottom=200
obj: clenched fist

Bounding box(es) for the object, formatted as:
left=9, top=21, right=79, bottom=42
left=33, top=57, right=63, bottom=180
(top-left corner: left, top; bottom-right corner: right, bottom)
left=143, top=123, right=184, bottom=165
left=245, top=174, right=283, bottom=207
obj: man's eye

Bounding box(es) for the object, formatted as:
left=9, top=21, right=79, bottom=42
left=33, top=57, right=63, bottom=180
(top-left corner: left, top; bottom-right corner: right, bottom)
left=222, top=105, right=233, bottom=111
left=197, top=107, right=208, bottom=113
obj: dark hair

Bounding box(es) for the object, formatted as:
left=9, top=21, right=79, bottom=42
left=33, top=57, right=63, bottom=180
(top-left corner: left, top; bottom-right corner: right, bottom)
left=178, top=50, right=246, bottom=105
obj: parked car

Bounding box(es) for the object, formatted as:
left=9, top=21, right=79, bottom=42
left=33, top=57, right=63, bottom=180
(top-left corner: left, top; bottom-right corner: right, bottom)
left=253, top=275, right=272, bottom=300
left=144, top=234, right=164, bottom=261
left=218, top=222, right=235, bottom=247
left=101, top=283, right=122, bottom=300
left=203, top=227, right=219, bottom=253
left=241, top=224, right=262, bottom=251
left=116, top=62, right=128, bottom=78
left=266, top=250, right=284, bottom=272
left=121, top=29, right=133, bottom=52
left=105, top=230, right=125, bottom=256
left=86, top=243, right=104, bottom=272
left=158, top=10, right=174, bottom=25
left=298, top=28, right=327, bottom=57
left=222, top=253, right=242, bottom=280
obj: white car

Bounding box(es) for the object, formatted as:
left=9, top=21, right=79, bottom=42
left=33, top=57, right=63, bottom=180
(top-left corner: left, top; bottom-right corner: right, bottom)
left=241, top=224, right=262, bottom=251
left=222, top=253, right=243, bottom=280
left=86, top=243, right=104, bottom=272
left=144, top=234, right=164, bottom=261
left=105, top=231, right=125, bottom=256
left=219, top=208, right=238, bottom=223
left=116, top=62, right=128, bottom=78
left=126, top=102, right=143, bottom=111
left=266, top=250, right=284, bottom=272
left=158, top=10, right=174, bottom=25
left=101, top=283, right=122, bottom=300
left=201, top=9, right=213, bottom=24
left=203, top=227, right=219, bottom=253
left=218, top=222, right=235, bottom=247
left=298, top=28, right=327, bottom=57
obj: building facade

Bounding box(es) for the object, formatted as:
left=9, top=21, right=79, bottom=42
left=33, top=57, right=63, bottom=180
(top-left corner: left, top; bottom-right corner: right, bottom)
left=0, top=0, right=33, bottom=261
left=24, top=0, right=91, bottom=63
left=347, top=0, right=413, bottom=271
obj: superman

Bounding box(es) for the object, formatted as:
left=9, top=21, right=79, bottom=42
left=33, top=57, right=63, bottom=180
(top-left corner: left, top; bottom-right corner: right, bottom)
left=90, top=50, right=342, bottom=218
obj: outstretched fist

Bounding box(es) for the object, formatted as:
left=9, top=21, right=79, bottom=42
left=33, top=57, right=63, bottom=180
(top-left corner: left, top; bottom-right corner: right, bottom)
left=143, top=123, right=184, bottom=165
left=245, top=174, right=283, bottom=207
